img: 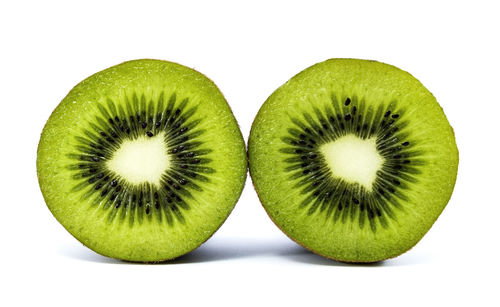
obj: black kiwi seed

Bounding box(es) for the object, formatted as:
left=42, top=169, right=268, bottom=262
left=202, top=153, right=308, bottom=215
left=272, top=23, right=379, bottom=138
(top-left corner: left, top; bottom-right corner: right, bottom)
left=280, top=96, right=419, bottom=232
left=66, top=92, right=214, bottom=226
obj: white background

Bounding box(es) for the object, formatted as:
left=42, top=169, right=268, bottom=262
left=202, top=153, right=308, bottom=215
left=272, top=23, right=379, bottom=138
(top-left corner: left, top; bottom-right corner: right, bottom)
left=1, top=0, right=499, bottom=306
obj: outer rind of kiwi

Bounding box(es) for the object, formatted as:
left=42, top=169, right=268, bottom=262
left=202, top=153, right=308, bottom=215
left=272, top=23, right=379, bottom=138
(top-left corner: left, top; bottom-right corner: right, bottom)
left=248, top=58, right=458, bottom=262
left=37, top=59, right=247, bottom=262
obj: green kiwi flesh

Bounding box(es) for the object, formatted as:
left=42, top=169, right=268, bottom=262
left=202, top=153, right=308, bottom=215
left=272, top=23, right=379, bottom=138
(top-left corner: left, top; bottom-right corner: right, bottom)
left=37, top=59, right=247, bottom=262
left=248, top=59, right=458, bottom=262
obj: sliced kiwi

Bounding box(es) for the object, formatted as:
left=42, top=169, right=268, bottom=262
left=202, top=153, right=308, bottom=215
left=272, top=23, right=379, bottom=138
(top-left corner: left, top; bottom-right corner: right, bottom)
left=37, top=59, right=247, bottom=262
left=248, top=59, right=458, bottom=262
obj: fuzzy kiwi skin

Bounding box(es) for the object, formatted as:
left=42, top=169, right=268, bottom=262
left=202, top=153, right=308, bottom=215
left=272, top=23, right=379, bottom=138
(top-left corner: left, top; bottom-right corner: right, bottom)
left=248, top=58, right=459, bottom=263
left=37, top=59, right=247, bottom=262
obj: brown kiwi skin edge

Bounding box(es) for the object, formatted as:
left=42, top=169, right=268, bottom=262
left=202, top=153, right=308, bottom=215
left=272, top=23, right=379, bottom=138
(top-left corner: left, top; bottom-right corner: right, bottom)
left=37, top=59, right=248, bottom=263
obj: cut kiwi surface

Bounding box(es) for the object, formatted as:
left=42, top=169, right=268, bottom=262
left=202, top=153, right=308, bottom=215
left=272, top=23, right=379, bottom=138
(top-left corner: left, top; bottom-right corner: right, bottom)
left=37, top=59, right=247, bottom=262
left=248, top=59, right=458, bottom=262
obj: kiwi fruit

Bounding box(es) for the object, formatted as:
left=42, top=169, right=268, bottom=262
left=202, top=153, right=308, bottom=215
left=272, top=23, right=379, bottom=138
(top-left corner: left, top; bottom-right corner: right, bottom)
left=37, top=59, right=247, bottom=262
left=248, top=59, right=458, bottom=262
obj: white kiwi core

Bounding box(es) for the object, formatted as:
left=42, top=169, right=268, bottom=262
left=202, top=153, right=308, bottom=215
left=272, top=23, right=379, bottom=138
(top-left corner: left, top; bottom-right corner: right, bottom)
left=319, top=134, right=384, bottom=190
left=106, top=132, right=170, bottom=186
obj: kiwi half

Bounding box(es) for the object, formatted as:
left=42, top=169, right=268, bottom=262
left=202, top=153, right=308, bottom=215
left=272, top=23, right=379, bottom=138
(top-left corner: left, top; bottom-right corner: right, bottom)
left=37, top=59, right=247, bottom=262
left=248, top=59, right=458, bottom=262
